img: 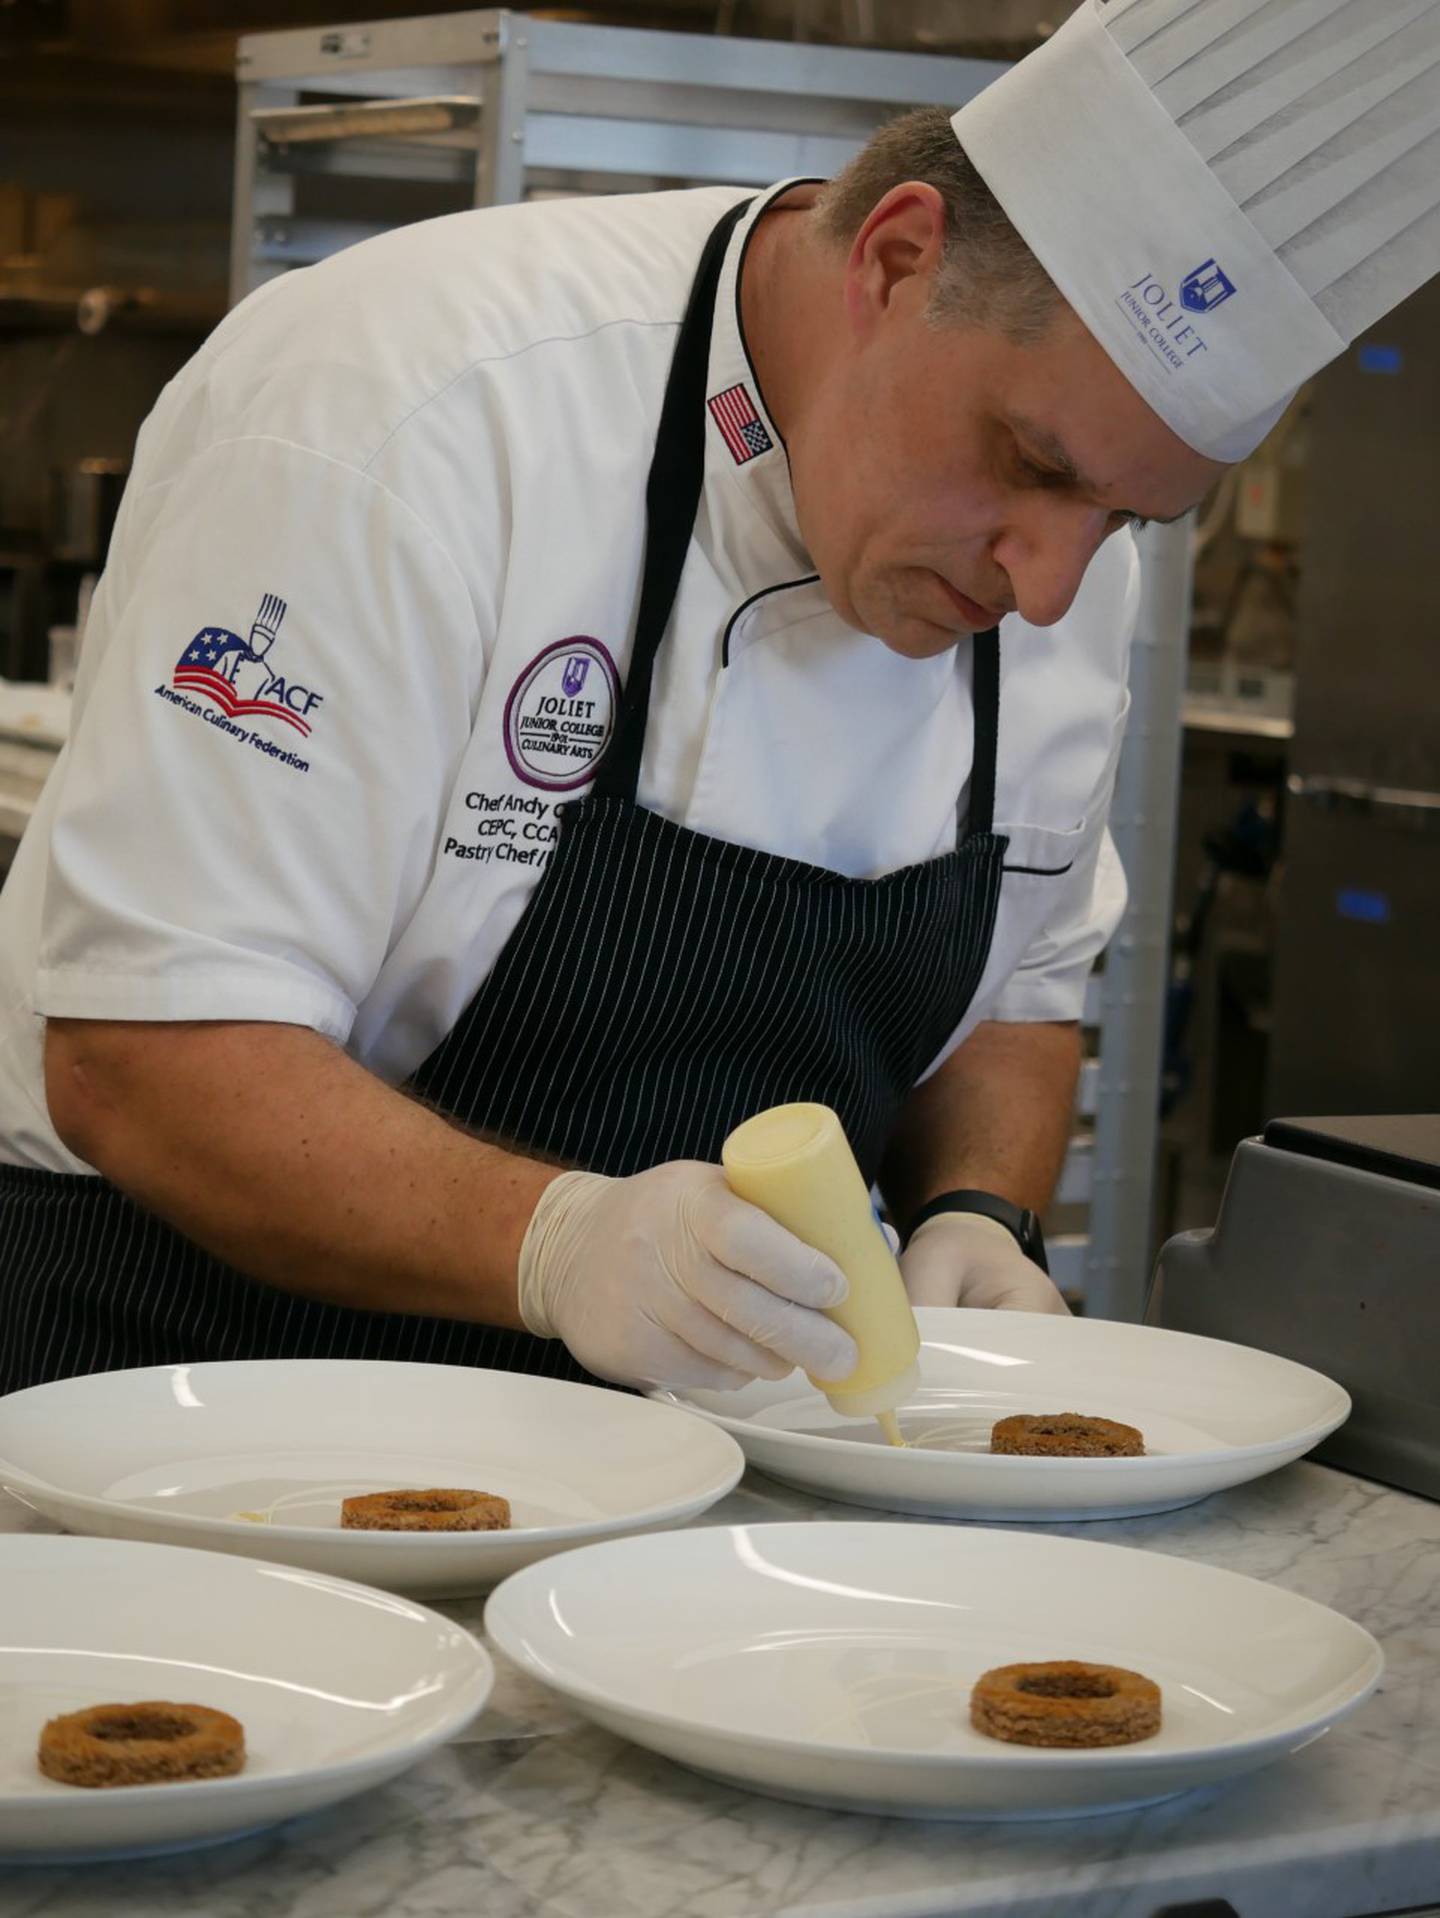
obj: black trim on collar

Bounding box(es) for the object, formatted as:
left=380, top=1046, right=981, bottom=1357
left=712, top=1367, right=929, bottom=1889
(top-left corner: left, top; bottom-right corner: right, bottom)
left=721, top=573, right=822, bottom=667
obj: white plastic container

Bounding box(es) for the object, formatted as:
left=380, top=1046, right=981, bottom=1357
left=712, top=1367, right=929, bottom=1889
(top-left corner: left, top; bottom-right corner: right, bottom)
left=722, top=1103, right=919, bottom=1424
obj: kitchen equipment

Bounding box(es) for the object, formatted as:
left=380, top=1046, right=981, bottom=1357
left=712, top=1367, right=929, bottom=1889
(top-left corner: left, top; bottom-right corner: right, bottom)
left=1153, top=1114, right=1440, bottom=1502
left=1269, top=279, right=1440, bottom=1115
left=48, top=459, right=127, bottom=566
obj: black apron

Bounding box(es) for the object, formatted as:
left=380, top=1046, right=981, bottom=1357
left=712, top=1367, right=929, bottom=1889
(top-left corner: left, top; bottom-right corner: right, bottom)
left=0, top=201, right=1008, bottom=1397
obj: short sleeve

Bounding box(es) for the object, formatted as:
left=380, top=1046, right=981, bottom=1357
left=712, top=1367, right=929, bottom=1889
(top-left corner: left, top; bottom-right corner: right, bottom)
left=987, top=820, right=1129, bottom=1024
left=36, top=435, right=479, bottom=1038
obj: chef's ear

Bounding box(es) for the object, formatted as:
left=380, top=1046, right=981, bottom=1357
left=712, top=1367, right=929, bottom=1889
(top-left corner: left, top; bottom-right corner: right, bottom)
left=844, top=181, right=948, bottom=334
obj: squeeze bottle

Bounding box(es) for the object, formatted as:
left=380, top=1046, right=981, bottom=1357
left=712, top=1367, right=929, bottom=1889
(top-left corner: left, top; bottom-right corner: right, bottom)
left=721, top=1103, right=919, bottom=1432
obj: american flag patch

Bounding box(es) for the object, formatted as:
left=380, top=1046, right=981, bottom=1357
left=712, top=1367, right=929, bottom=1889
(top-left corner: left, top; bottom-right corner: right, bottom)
left=708, top=383, right=773, bottom=466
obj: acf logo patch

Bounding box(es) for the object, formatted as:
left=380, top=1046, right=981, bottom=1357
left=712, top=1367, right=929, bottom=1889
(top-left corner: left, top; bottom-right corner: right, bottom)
left=171, top=593, right=323, bottom=736
left=503, top=637, right=618, bottom=791
left=155, top=591, right=321, bottom=774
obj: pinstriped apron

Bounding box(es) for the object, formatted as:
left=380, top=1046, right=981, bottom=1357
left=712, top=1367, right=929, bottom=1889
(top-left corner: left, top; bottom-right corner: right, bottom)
left=0, top=201, right=1008, bottom=1395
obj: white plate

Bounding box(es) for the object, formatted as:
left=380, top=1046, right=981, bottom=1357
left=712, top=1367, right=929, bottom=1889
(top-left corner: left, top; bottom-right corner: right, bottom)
left=486, top=1521, right=1382, bottom=1820
left=653, top=1308, right=1350, bottom=1520
left=0, top=1361, right=743, bottom=1597
left=0, top=1533, right=492, bottom=1862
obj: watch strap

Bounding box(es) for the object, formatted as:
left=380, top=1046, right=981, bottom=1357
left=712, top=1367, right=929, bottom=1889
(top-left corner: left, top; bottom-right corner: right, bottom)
left=902, top=1189, right=1049, bottom=1273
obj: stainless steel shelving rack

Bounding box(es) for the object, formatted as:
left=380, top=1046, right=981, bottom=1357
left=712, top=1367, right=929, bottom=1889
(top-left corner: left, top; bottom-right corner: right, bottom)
left=231, top=10, right=1006, bottom=301
left=1078, top=518, right=1193, bottom=1319
left=230, top=9, right=1191, bottom=1319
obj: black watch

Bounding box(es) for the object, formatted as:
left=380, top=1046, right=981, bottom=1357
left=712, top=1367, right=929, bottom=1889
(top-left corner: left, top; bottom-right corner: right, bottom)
left=902, top=1189, right=1049, bottom=1273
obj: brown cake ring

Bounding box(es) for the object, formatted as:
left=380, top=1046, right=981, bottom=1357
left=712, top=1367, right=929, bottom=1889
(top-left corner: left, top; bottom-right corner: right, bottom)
left=38, top=1701, right=245, bottom=1788
left=340, top=1487, right=511, bottom=1532
left=990, top=1412, right=1144, bottom=1458
left=970, top=1661, right=1161, bottom=1748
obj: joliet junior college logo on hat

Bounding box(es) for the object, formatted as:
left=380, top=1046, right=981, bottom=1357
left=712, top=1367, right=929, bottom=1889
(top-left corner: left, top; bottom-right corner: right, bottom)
left=1118, top=257, right=1238, bottom=374
left=504, top=637, right=619, bottom=791
left=1181, top=258, right=1237, bottom=313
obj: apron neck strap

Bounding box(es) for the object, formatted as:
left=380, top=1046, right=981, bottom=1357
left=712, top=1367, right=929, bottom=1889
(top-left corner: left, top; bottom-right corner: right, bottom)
left=593, top=198, right=751, bottom=803
left=966, top=626, right=1000, bottom=842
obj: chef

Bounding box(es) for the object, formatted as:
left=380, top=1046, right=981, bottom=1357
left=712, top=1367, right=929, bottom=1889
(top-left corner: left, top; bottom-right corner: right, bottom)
left=1, top=0, right=1436, bottom=1398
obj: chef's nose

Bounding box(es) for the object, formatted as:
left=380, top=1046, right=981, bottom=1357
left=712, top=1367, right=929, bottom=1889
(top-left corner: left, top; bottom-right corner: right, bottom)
left=992, top=498, right=1113, bottom=630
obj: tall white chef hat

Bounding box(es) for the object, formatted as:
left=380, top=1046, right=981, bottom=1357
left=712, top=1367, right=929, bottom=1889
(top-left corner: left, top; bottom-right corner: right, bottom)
left=951, top=0, right=1440, bottom=460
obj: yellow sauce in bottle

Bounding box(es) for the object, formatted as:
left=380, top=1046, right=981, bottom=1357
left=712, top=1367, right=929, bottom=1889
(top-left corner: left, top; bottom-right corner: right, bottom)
left=722, top=1103, right=918, bottom=1443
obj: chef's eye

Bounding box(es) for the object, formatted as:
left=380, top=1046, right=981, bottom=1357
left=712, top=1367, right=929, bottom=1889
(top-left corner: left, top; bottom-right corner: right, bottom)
left=1015, top=452, right=1066, bottom=490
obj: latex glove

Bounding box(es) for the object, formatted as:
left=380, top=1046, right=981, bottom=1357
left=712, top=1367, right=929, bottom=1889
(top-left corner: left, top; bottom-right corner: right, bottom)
left=900, top=1211, right=1070, bottom=1315
left=518, top=1161, right=859, bottom=1392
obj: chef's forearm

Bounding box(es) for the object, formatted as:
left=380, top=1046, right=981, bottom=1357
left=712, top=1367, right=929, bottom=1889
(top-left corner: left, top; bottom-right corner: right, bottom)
left=43, top=1017, right=556, bottom=1326
left=880, top=1018, right=1082, bottom=1225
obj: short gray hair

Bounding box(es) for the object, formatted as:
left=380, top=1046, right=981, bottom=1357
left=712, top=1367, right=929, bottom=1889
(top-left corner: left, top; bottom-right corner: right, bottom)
left=814, top=107, right=1064, bottom=345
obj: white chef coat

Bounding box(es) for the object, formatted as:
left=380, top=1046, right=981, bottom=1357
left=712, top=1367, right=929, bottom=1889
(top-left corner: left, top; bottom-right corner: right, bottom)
left=0, top=180, right=1135, bottom=1174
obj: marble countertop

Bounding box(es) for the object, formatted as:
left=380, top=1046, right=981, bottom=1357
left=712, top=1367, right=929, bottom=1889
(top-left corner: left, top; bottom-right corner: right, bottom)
left=3, top=1460, right=1439, bottom=1918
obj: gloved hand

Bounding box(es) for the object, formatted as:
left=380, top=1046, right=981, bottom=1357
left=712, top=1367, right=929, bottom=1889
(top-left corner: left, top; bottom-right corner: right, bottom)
left=900, top=1211, right=1070, bottom=1315
left=517, top=1161, right=859, bottom=1392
